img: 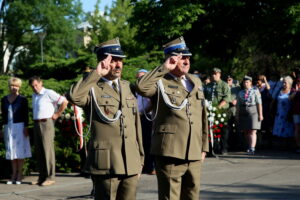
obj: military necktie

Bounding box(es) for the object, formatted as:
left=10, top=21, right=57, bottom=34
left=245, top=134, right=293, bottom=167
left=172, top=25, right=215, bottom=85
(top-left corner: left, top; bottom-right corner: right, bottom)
left=112, top=80, right=119, bottom=93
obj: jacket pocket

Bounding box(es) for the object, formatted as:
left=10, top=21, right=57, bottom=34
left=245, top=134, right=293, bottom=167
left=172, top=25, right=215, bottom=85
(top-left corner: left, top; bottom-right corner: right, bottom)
left=94, top=142, right=110, bottom=170
left=197, top=90, right=205, bottom=99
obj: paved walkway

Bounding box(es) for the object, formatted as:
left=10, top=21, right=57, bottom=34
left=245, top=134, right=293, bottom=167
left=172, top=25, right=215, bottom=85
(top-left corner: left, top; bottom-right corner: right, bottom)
left=0, top=150, right=299, bottom=200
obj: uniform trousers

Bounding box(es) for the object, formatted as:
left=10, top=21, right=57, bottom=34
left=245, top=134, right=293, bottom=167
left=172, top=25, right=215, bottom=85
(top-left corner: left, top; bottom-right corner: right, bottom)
left=34, top=119, right=55, bottom=182
left=93, top=174, right=139, bottom=200
left=155, top=156, right=202, bottom=200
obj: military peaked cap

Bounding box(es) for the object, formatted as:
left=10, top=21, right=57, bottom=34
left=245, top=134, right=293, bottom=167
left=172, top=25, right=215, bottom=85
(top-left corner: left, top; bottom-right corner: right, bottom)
left=94, top=38, right=126, bottom=60
left=243, top=75, right=252, bottom=81
left=163, top=36, right=192, bottom=56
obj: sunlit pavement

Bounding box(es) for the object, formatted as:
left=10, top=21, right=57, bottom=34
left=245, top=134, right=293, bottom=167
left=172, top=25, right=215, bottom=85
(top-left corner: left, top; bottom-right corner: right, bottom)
left=0, top=150, right=299, bottom=200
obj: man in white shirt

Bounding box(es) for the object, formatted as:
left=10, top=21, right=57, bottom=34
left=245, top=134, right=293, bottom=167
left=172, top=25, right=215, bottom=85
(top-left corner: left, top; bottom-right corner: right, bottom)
left=29, top=76, right=68, bottom=186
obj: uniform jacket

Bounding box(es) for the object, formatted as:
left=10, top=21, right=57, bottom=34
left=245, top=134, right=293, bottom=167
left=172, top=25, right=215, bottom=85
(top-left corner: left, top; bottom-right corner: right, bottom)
left=136, top=65, right=209, bottom=161
left=204, top=80, right=231, bottom=109
left=68, top=70, right=144, bottom=175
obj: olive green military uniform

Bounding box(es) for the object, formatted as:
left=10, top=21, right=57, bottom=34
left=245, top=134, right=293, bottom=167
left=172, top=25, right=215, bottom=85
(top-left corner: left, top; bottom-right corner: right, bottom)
left=204, top=80, right=231, bottom=109
left=136, top=65, right=209, bottom=200
left=69, top=70, right=144, bottom=200
left=204, top=79, right=231, bottom=154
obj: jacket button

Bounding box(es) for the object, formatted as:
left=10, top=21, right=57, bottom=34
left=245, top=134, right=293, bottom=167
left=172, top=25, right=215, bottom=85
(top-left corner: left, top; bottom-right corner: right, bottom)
left=191, top=121, right=194, bottom=124
left=124, top=125, right=127, bottom=128
left=125, top=136, right=128, bottom=139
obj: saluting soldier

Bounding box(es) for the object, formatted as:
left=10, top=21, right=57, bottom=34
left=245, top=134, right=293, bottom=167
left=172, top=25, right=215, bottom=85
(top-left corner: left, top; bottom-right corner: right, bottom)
left=204, top=68, right=231, bottom=154
left=68, top=38, right=144, bottom=200
left=136, top=36, right=209, bottom=200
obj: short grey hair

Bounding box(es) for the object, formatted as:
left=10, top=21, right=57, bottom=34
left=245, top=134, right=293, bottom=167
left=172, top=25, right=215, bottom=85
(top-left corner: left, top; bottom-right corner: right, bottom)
left=282, top=75, right=293, bottom=87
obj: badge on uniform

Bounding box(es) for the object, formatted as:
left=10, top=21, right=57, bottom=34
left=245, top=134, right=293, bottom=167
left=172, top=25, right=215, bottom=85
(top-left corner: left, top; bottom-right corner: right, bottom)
left=126, top=96, right=135, bottom=100
left=101, top=95, right=112, bottom=98
left=168, top=85, right=178, bottom=89
left=104, top=107, right=110, bottom=115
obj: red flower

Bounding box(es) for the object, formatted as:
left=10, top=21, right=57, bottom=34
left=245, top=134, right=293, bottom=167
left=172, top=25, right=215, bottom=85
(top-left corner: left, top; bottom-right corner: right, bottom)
left=219, top=124, right=224, bottom=128
left=216, top=129, right=221, bottom=133
left=212, top=125, right=217, bottom=129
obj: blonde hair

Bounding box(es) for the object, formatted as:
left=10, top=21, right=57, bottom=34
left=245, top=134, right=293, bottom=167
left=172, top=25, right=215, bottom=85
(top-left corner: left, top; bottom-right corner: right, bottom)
left=282, top=75, right=293, bottom=87
left=8, top=77, right=22, bottom=87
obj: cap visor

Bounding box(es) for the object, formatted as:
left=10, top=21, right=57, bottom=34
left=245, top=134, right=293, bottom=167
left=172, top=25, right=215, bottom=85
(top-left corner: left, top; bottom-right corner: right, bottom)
left=104, top=53, right=126, bottom=58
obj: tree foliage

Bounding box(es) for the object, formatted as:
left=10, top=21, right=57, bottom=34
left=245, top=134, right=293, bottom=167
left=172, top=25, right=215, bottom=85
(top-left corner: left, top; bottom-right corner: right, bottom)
left=88, top=0, right=142, bottom=57
left=0, top=0, right=83, bottom=74
left=130, top=0, right=300, bottom=78
left=130, top=0, right=205, bottom=52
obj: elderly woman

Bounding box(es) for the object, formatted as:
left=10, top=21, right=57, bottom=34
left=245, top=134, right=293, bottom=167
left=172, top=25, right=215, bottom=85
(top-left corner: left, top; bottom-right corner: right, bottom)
left=1, top=77, right=31, bottom=184
left=272, top=76, right=294, bottom=140
left=236, top=76, right=263, bottom=154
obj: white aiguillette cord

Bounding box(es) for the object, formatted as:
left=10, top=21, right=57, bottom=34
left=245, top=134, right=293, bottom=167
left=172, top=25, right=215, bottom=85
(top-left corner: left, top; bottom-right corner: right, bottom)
left=142, top=79, right=188, bottom=122
left=157, top=79, right=188, bottom=110
left=90, top=87, right=122, bottom=123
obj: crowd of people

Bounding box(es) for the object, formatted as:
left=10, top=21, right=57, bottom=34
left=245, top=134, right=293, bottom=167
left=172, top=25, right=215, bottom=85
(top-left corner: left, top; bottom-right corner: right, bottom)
left=0, top=36, right=300, bottom=200
left=199, top=69, right=300, bottom=155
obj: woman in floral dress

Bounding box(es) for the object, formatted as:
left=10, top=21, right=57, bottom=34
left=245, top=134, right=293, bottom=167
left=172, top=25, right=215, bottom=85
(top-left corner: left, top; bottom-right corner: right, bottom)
left=272, top=76, right=294, bottom=141
left=1, top=77, right=31, bottom=184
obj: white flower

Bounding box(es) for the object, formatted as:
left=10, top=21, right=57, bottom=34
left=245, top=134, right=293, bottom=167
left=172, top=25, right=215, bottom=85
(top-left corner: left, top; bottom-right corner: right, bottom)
left=60, top=114, right=65, bottom=119
left=65, top=113, right=71, bottom=119
left=220, top=118, right=224, bottom=122
left=71, top=116, right=75, bottom=120
left=217, top=114, right=221, bottom=118
left=208, top=105, right=213, bottom=111
left=205, top=100, right=210, bottom=108
left=212, top=113, right=216, bottom=117
left=208, top=116, right=215, bottom=122
left=215, top=120, right=219, bottom=125
left=222, top=113, right=226, bottom=117
left=212, top=107, right=217, bottom=111
left=232, top=123, right=235, bottom=127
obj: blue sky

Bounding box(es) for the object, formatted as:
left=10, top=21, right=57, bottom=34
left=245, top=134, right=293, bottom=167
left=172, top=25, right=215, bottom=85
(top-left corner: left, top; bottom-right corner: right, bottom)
left=81, top=0, right=112, bottom=12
